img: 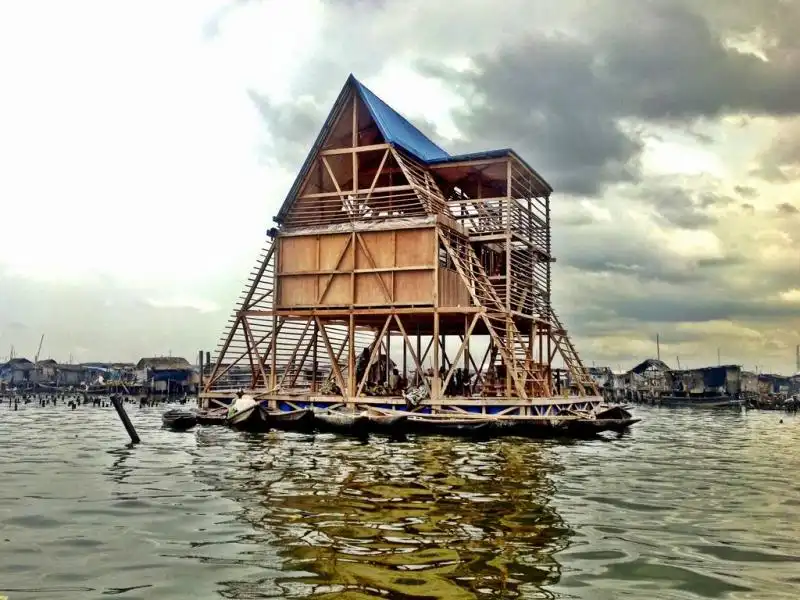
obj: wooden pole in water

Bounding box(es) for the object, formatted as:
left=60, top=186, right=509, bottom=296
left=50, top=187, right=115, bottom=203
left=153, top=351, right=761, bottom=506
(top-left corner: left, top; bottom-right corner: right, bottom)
left=111, top=395, right=140, bottom=444
left=198, top=350, right=204, bottom=393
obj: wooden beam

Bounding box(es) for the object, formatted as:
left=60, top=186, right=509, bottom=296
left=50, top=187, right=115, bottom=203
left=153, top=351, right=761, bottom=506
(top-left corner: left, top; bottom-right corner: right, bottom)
left=355, top=315, right=392, bottom=397
left=320, top=143, right=390, bottom=156
left=241, top=316, right=269, bottom=390
left=347, top=314, right=356, bottom=396
left=300, top=184, right=413, bottom=199
left=315, top=317, right=347, bottom=396
left=355, top=233, right=393, bottom=303
left=441, top=313, right=479, bottom=396
left=321, top=156, right=346, bottom=201
left=278, top=318, right=312, bottom=387
left=393, top=315, right=431, bottom=395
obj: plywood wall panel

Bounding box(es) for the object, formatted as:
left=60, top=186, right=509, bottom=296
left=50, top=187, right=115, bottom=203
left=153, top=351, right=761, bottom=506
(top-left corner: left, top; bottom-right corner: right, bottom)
left=396, top=229, right=434, bottom=267
left=394, top=271, right=433, bottom=304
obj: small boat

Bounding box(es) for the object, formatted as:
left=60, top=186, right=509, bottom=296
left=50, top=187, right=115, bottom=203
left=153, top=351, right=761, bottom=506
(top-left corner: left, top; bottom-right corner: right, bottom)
left=404, top=415, right=492, bottom=437
left=365, top=411, right=408, bottom=435
left=226, top=394, right=269, bottom=432
left=313, top=410, right=370, bottom=436
left=591, top=417, right=641, bottom=433
left=196, top=407, right=228, bottom=426
left=162, top=407, right=198, bottom=431
left=261, top=407, right=314, bottom=432
left=593, top=404, right=633, bottom=420
left=658, top=395, right=741, bottom=409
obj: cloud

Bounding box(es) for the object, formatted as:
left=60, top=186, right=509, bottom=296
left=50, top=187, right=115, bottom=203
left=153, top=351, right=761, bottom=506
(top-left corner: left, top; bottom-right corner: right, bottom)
left=2, top=0, right=800, bottom=374
left=417, top=1, right=800, bottom=195
left=734, top=185, right=758, bottom=198
left=0, top=270, right=224, bottom=362
left=757, top=120, right=800, bottom=181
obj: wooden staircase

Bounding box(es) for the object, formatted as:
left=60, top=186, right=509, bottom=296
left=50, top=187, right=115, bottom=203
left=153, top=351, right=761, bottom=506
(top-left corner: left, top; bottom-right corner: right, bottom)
left=549, top=310, right=599, bottom=395
left=438, top=228, right=549, bottom=399
left=439, top=226, right=598, bottom=397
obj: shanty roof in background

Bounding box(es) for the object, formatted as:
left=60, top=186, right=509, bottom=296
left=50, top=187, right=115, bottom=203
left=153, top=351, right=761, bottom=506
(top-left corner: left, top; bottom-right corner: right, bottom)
left=136, top=357, right=192, bottom=370
left=3, top=358, right=35, bottom=370
left=628, top=358, right=671, bottom=374
left=276, top=74, right=551, bottom=224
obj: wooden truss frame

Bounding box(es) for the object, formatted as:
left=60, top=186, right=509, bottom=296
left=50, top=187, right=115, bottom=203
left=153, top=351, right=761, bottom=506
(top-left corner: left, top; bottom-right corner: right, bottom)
left=201, top=80, right=600, bottom=411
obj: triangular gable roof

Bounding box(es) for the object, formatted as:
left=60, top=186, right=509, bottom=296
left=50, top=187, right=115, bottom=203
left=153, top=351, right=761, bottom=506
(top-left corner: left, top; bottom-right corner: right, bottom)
left=275, top=74, right=450, bottom=224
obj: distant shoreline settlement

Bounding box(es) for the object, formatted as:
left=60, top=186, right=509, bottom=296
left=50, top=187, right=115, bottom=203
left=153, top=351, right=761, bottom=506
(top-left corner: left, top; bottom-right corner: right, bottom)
left=0, top=356, right=197, bottom=396
left=1, top=354, right=798, bottom=408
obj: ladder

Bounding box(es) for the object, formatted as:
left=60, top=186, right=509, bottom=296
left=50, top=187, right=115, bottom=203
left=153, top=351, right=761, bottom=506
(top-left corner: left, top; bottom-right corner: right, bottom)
left=548, top=310, right=599, bottom=395
left=438, top=228, right=550, bottom=398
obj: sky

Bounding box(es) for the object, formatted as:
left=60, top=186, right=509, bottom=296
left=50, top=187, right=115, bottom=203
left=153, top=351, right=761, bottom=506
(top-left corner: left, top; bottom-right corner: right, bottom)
left=0, top=0, right=799, bottom=373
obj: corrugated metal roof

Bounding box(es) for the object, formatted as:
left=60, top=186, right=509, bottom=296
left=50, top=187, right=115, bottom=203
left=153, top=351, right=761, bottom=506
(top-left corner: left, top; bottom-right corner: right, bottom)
left=351, top=78, right=449, bottom=163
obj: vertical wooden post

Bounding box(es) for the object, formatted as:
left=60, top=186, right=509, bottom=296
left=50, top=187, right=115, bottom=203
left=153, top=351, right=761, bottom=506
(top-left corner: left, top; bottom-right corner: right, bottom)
left=386, top=328, right=391, bottom=385
left=416, top=324, right=422, bottom=386
left=432, top=311, right=440, bottom=402
left=402, top=317, right=407, bottom=382
left=270, top=238, right=279, bottom=390
left=198, top=350, right=204, bottom=393
left=463, top=315, right=469, bottom=371
left=311, top=319, right=318, bottom=393
left=505, top=319, right=513, bottom=397
left=269, top=317, right=278, bottom=389
left=348, top=314, right=355, bottom=400
left=463, top=314, right=470, bottom=397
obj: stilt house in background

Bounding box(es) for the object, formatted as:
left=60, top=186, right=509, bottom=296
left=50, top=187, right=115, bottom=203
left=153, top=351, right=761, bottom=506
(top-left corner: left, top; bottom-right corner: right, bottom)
left=201, top=75, right=599, bottom=415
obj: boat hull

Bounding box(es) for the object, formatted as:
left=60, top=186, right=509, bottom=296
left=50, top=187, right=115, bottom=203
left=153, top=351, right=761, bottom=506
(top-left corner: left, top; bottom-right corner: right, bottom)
left=162, top=408, right=197, bottom=431
left=313, top=410, right=371, bottom=436
left=404, top=416, right=492, bottom=437
left=227, top=405, right=270, bottom=432
left=261, top=407, right=315, bottom=432
left=658, top=396, right=741, bottom=409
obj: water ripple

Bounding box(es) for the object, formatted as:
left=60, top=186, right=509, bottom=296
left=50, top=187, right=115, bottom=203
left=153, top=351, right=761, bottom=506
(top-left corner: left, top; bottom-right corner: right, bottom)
left=1, top=402, right=798, bottom=599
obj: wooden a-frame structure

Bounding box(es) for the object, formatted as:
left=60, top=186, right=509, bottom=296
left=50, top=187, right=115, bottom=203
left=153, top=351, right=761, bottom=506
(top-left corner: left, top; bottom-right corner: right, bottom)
left=200, top=75, right=600, bottom=415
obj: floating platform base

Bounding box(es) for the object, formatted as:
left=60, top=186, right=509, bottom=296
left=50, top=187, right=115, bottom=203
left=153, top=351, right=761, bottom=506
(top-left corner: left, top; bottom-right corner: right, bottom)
left=200, top=392, right=605, bottom=417
left=194, top=392, right=637, bottom=439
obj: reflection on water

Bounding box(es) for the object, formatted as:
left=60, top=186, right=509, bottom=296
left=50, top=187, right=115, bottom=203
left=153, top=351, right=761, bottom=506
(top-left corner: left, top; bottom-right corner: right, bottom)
left=1, top=403, right=799, bottom=599
left=208, top=432, right=571, bottom=599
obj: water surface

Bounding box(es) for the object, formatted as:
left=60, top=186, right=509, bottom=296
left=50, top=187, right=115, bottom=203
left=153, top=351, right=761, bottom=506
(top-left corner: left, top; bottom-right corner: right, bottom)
left=1, top=402, right=797, bottom=599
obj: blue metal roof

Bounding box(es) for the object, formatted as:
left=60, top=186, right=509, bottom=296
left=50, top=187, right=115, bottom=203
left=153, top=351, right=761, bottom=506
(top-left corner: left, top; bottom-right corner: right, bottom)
left=351, top=77, right=450, bottom=163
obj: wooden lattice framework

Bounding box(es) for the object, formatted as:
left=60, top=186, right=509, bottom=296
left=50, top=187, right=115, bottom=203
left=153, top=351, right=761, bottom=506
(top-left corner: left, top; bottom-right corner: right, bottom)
left=201, top=76, right=600, bottom=414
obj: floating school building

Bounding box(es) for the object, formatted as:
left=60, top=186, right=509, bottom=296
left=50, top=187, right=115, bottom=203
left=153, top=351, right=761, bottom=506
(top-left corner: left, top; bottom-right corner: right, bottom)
left=201, top=75, right=600, bottom=416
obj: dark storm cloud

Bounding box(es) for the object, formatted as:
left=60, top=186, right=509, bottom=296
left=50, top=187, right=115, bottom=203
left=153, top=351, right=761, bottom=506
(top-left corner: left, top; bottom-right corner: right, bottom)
left=609, top=294, right=800, bottom=324
left=241, top=1, right=800, bottom=195
left=777, top=202, right=799, bottom=215
left=422, top=1, right=800, bottom=195
left=644, top=187, right=718, bottom=229
left=734, top=185, right=758, bottom=198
